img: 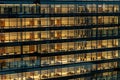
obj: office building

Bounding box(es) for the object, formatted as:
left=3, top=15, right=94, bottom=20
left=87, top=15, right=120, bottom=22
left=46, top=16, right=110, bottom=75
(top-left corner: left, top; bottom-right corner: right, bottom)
left=0, top=0, right=120, bottom=80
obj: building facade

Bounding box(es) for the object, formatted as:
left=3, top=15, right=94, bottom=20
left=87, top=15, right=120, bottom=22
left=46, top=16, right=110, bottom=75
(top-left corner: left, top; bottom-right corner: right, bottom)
left=0, top=0, right=120, bottom=80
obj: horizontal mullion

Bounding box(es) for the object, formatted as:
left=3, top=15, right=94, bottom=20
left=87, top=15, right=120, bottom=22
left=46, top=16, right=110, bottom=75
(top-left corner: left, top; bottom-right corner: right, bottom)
left=0, top=47, right=118, bottom=59
left=0, top=52, right=37, bottom=59
left=0, top=36, right=119, bottom=47
left=0, top=58, right=118, bottom=75
left=0, top=24, right=119, bottom=33
left=1, top=1, right=120, bottom=4
left=41, top=1, right=120, bottom=5
left=0, top=13, right=120, bottom=18
left=43, top=68, right=118, bottom=80
left=41, top=47, right=119, bottom=57
left=40, top=58, right=119, bottom=70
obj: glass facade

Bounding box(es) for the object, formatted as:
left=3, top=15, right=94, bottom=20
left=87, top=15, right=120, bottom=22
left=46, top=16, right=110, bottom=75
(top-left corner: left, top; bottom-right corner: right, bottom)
left=0, top=0, right=120, bottom=80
